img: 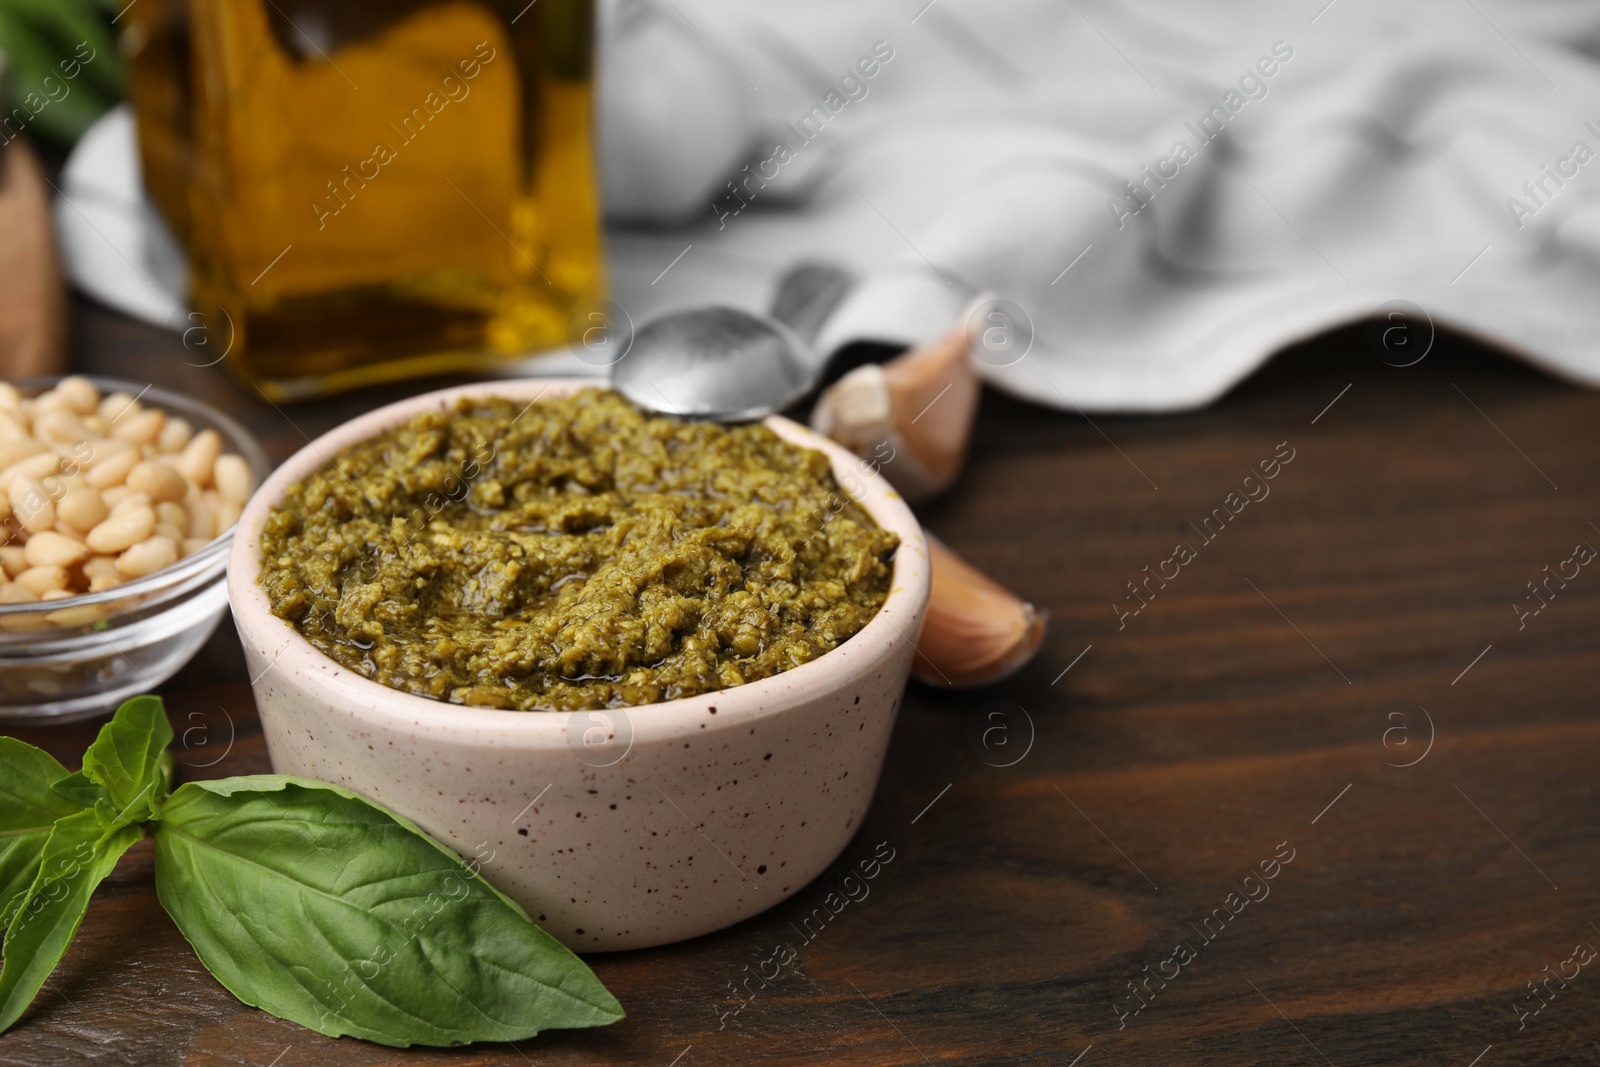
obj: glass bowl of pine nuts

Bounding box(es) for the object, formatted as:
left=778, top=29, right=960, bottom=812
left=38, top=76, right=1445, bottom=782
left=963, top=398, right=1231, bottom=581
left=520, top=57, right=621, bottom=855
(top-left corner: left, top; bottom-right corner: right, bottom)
left=0, top=376, right=269, bottom=722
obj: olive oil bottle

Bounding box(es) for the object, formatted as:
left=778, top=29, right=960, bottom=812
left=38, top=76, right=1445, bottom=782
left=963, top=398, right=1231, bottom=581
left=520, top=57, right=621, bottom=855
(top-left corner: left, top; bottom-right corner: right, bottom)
left=123, top=0, right=601, bottom=399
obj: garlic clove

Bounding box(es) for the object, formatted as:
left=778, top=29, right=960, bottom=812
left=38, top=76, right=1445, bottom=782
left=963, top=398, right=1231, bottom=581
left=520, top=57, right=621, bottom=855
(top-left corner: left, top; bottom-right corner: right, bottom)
left=810, top=326, right=979, bottom=503
left=913, top=535, right=1048, bottom=688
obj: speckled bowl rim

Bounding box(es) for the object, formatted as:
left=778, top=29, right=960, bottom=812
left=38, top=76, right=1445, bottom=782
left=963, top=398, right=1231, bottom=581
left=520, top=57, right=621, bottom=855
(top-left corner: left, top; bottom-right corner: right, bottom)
left=227, top=378, right=931, bottom=747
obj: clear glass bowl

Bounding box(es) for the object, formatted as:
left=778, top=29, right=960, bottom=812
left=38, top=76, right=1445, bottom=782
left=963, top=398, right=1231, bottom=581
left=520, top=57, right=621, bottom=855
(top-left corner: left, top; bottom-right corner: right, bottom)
left=0, top=377, right=270, bottom=723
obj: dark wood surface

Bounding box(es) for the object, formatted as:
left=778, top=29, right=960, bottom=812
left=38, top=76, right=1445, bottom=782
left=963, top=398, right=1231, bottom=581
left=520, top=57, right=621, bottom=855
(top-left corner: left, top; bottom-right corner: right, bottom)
left=5, top=299, right=1599, bottom=1066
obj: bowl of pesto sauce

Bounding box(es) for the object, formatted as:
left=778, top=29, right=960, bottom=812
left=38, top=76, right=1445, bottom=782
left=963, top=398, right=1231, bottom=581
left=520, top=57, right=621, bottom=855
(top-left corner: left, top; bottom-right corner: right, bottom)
left=228, top=379, right=930, bottom=950
left=256, top=388, right=900, bottom=711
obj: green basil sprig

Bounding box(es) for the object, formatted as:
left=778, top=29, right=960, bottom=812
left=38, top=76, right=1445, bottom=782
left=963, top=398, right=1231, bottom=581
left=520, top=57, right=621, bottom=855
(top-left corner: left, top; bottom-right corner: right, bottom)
left=0, top=697, right=622, bottom=1047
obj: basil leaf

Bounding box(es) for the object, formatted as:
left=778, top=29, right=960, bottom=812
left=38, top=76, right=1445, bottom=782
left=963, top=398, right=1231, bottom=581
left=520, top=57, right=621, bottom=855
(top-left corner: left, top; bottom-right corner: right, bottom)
left=0, top=810, right=140, bottom=1033
left=81, top=696, right=172, bottom=828
left=154, top=776, right=623, bottom=1048
left=0, top=739, right=88, bottom=928
left=48, top=772, right=101, bottom=811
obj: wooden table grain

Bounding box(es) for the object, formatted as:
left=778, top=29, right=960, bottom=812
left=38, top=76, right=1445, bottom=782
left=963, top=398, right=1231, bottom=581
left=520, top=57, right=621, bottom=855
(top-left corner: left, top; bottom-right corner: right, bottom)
left=6, top=300, right=1599, bottom=1067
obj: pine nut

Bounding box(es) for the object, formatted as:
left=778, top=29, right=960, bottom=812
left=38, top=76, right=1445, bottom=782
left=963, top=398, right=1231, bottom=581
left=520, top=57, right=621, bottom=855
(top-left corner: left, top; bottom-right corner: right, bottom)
left=8, top=476, right=56, bottom=534
left=178, top=429, right=222, bottom=487
left=0, top=609, right=48, bottom=633
left=57, top=487, right=108, bottom=533
left=23, top=531, right=89, bottom=569
left=16, top=565, right=69, bottom=596
left=116, top=536, right=178, bottom=577
left=82, top=553, right=117, bottom=577
left=112, top=492, right=152, bottom=516
left=127, top=460, right=188, bottom=502
left=85, top=448, right=140, bottom=489
left=45, top=601, right=107, bottom=627
left=86, top=505, right=155, bottom=554
left=54, top=377, right=99, bottom=414
left=157, top=416, right=193, bottom=452
left=83, top=437, right=135, bottom=462
left=98, top=392, right=140, bottom=423
left=213, top=499, right=242, bottom=533
left=0, top=451, right=62, bottom=487
left=33, top=411, right=94, bottom=447
left=111, top=408, right=166, bottom=445
left=213, top=454, right=252, bottom=504
left=0, top=580, right=35, bottom=603
left=0, top=546, right=26, bottom=577
left=30, top=392, right=71, bottom=416
left=186, top=497, right=214, bottom=540
left=0, top=438, right=46, bottom=470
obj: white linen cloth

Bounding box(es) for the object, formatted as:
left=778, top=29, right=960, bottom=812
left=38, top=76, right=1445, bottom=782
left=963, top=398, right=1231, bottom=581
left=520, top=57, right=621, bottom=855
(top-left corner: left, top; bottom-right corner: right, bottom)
left=600, top=0, right=1600, bottom=411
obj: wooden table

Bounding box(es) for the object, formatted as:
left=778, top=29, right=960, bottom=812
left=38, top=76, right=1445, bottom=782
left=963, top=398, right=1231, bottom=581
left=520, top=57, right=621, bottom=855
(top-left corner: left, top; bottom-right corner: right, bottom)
left=7, top=300, right=1599, bottom=1066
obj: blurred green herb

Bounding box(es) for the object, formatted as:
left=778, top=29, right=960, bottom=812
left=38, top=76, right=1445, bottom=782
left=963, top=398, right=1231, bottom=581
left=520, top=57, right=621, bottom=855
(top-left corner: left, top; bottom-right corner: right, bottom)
left=0, top=0, right=123, bottom=147
left=0, top=696, right=623, bottom=1046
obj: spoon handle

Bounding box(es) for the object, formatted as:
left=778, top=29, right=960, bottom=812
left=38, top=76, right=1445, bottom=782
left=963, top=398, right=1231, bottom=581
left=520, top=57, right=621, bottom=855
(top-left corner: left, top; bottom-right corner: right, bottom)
left=768, top=262, right=852, bottom=357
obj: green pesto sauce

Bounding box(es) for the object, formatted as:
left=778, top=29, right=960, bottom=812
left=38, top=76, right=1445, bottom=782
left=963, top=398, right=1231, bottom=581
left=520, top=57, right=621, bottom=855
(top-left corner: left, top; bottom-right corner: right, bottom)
left=258, top=389, right=899, bottom=711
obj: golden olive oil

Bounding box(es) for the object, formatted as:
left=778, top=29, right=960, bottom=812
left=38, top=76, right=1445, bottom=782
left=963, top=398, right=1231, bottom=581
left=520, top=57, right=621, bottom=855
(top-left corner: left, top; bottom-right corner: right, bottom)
left=124, top=0, right=601, bottom=398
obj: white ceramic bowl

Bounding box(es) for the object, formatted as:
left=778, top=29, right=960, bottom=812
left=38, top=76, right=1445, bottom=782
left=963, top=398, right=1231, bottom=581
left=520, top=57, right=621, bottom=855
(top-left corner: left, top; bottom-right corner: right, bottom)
left=228, top=379, right=930, bottom=951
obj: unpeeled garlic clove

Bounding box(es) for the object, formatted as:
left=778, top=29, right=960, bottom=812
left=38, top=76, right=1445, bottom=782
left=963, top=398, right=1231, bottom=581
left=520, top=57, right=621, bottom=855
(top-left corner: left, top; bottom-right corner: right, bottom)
left=810, top=326, right=979, bottom=504
left=913, top=535, right=1048, bottom=688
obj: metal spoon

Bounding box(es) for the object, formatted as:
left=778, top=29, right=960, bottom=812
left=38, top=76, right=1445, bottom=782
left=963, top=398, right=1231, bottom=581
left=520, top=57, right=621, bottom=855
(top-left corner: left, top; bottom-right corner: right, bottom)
left=611, top=264, right=852, bottom=422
